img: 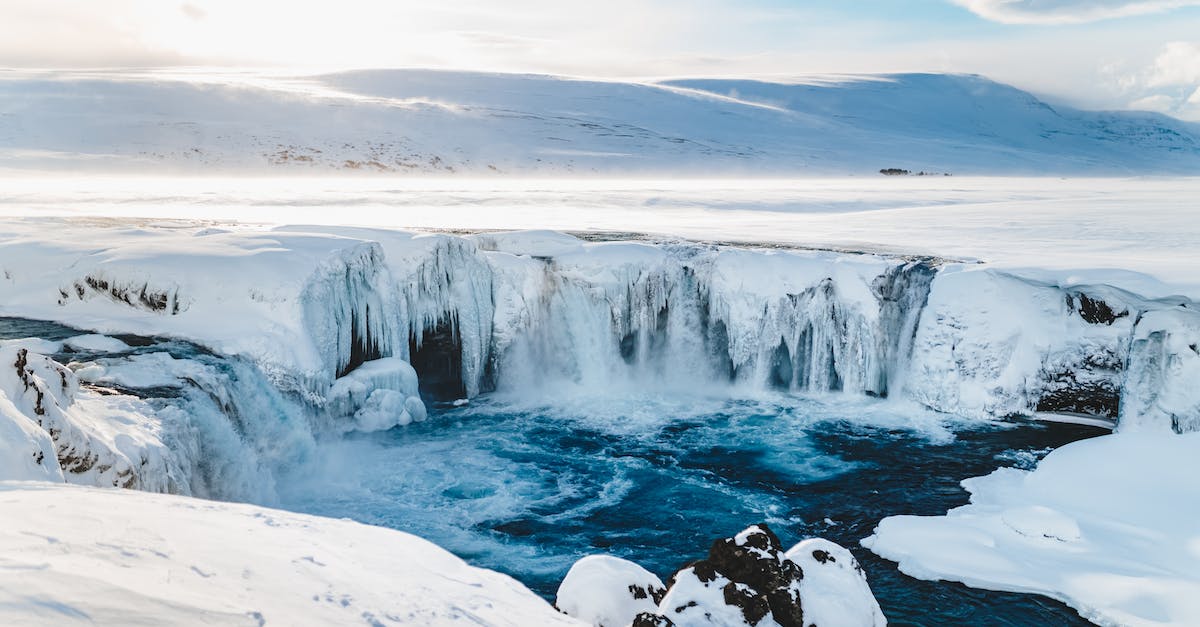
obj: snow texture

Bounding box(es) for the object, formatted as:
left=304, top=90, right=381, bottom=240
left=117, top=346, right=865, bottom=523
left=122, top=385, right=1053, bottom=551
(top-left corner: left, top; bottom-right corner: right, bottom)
left=0, top=481, right=581, bottom=627
left=864, top=432, right=1200, bottom=627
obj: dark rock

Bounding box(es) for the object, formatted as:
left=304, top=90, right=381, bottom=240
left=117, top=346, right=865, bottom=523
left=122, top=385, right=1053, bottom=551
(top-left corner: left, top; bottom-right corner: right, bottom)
left=631, top=613, right=675, bottom=627
left=1067, top=293, right=1129, bottom=326
left=664, top=524, right=806, bottom=627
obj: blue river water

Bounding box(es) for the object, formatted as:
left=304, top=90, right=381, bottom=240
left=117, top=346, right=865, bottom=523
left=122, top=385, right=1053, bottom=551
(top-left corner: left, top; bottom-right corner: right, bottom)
left=279, top=394, right=1103, bottom=627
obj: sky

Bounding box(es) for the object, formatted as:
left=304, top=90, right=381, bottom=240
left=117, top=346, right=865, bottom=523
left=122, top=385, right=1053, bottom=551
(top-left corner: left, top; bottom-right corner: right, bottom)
left=1, top=0, right=1199, bottom=120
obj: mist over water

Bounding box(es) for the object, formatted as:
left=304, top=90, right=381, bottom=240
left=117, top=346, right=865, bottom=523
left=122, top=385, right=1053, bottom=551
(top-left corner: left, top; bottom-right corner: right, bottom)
left=277, top=392, right=1103, bottom=626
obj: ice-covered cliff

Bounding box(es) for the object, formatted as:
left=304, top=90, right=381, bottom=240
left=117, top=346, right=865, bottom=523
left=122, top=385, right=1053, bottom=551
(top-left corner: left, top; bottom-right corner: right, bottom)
left=1, top=219, right=1197, bottom=439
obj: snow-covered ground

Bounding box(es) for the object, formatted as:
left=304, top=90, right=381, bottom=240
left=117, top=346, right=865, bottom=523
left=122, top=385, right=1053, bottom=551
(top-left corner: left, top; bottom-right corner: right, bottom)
left=864, top=433, right=1200, bottom=627
left=0, top=481, right=580, bottom=626
left=2, top=176, right=1197, bottom=295
left=2, top=69, right=1198, bottom=176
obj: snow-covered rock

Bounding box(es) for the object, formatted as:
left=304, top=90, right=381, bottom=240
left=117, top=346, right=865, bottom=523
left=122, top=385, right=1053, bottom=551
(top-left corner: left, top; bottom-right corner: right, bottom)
left=0, top=482, right=582, bottom=627
left=784, top=539, right=886, bottom=627
left=557, top=555, right=666, bottom=627
left=1120, top=308, right=1200, bottom=433
left=863, top=432, right=1200, bottom=627
left=326, top=357, right=426, bottom=432
left=633, top=524, right=885, bottom=627
left=0, top=346, right=183, bottom=491
left=0, top=393, right=62, bottom=482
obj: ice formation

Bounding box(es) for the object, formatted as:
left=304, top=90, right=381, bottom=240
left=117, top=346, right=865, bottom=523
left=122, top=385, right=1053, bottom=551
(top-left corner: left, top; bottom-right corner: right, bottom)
left=1, top=219, right=1198, bottom=443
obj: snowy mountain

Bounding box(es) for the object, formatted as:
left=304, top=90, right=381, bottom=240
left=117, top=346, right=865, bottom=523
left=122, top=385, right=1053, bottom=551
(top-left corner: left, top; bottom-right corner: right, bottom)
left=1, top=69, right=1198, bottom=175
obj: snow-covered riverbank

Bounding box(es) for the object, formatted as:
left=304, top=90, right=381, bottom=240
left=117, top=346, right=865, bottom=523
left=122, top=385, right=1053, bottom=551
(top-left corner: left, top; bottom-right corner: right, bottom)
left=865, top=433, right=1200, bottom=627
left=0, top=481, right=580, bottom=626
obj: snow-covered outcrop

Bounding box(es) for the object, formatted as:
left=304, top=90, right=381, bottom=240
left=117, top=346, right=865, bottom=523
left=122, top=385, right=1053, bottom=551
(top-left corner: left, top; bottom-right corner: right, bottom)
left=557, top=555, right=666, bottom=627
left=784, top=540, right=888, bottom=627
left=0, top=346, right=183, bottom=491
left=863, top=432, right=1200, bottom=627
left=3, top=70, right=1199, bottom=175
left=0, top=482, right=581, bottom=627
left=592, top=524, right=887, bottom=627
left=905, top=267, right=1200, bottom=431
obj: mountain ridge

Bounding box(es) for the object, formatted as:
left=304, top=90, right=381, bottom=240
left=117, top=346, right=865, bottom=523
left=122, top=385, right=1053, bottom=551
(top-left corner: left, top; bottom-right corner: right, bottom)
left=1, top=68, right=1197, bottom=175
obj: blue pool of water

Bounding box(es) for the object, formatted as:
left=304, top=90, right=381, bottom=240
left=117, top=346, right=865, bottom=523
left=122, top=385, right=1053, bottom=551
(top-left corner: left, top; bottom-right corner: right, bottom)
left=279, top=394, right=1104, bottom=626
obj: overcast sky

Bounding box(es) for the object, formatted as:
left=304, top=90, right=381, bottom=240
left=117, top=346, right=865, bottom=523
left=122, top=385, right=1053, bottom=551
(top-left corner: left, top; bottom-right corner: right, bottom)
left=2, top=0, right=1199, bottom=120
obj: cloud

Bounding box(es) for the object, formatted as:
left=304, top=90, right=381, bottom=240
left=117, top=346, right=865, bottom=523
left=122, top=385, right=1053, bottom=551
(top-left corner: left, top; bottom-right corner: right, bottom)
left=1128, top=93, right=1178, bottom=111
left=1146, top=41, right=1200, bottom=86
left=180, top=3, right=207, bottom=21
left=951, top=0, right=1200, bottom=24
left=1113, top=41, right=1200, bottom=120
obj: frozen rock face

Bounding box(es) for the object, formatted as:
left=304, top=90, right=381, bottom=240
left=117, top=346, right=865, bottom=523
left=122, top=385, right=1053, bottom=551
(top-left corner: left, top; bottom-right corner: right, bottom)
left=1120, top=308, right=1200, bottom=433
left=906, top=270, right=1133, bottom=421
left=0, top=346, right=184, bottom=491
left=557, top=555, right=666, bottom=627
left=626, top=525, right=885, bottom=627
left=904, top=267, right=1200, bottom=432
left=68, top=345, right=313, bottom=503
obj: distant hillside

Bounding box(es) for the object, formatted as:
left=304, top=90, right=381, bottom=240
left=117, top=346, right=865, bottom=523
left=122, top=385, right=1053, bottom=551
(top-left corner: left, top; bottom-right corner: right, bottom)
left=1, top=69, right=1197, bottom=175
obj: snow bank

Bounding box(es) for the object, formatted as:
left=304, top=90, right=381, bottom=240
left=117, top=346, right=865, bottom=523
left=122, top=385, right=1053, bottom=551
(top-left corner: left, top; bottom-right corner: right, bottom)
left=863, top=432, right=1200, bottom=627
left=0, top=482, right=580, bottom=627
left=556, top=555, right=665, bottom=627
